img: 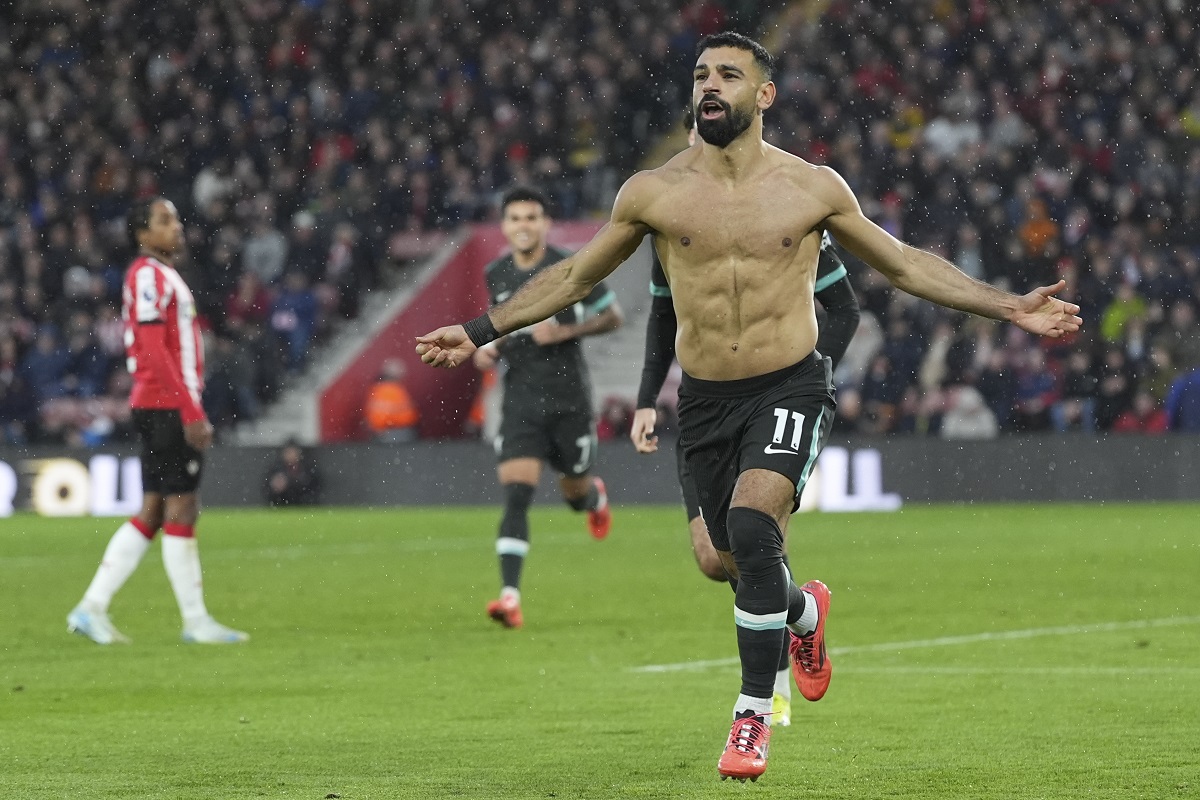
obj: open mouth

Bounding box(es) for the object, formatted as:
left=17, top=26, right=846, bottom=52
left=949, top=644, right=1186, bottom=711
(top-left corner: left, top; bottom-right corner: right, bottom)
left=700, top=99, right=727, bottom=120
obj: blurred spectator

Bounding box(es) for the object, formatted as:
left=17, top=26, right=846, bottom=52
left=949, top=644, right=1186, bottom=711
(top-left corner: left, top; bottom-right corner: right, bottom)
left=1094, top=347, right=1137, bottom=431
left=0, top=335, right=37, bottom=443
left=1100, top=282, right=1148, bottom=344
left=321, top=223, right=368, bottom=320
left=1051, top=350, right=1098, bottom=433
left=288, top=212, right=326, bottom=282
left=243, top=210, right=290, bottom=286
left=833, top=311, right=884, bottom=389
left=940, top=384, right=999, bottom=440
left=976, top=350, right=1019, bottom=432
left=1138, top=344, right=1179, bottom=404
left=1165, top=367, right=1200, bottom=433
left=1013, top=349, right=1058, bottom=432
left=1018, top=199, right=1059, bottom=259
left=830, top=385, right=863, bottom=435
left=1112, top=391, right=1168, bottom=434
left=859, top=353, right=903, bottom=434
left=597, top=395, right=635, bottom=442
left=364, top=359, right=420, bottom=443
left=62, top=324, right=110, bottom=399
left=203, top=334, right=260, bottom=430
left=225, top=272, right=273, bottom=335
left=1155, top=302, right=1200, bottom=373
left=264, top=440, right=322, bottom=506
left=20, top=326, right=70, bottom=402
left=270, top=272, right=319, bottom=374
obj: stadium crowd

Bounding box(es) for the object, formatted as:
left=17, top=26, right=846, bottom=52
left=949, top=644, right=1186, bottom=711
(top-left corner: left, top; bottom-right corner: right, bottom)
left=1, top=0, right=1198, bottom=446
left=0, top=0, right=767, bottom=444
left=764, top=0, right=1200, bottom=436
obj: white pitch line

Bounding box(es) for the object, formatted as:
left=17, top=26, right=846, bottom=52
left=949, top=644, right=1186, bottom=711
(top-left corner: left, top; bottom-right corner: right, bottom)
left=628, top=615, right=1200, bottom=673
left=830, top=666, right=1200, bottom=676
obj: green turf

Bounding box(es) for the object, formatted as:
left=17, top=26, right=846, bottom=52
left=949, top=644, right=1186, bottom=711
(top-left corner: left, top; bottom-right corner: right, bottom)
left=1, top=504, right=1198, bottom=798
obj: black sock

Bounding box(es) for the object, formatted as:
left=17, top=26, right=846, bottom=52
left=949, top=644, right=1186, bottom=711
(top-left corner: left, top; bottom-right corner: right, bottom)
left=498, top=483, right=535, bottom=589
left=729, top=507, right=788, bottom=699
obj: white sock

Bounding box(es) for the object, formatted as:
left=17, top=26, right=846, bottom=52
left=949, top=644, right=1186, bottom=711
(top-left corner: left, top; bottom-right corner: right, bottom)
left=773, top=668, right=792, bottom=700
left=162, top=534, right=209, bottom=625
left=733, top=693, right=772, bottom=721
left=788, top=590, right=818, bottom=637
left=81, top=521, right=152, bottom=611
left=500, top=586, right=520, bottom=604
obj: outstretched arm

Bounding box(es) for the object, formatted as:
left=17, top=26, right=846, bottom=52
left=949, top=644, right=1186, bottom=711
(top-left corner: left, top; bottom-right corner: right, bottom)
left=417, top=178, right=652, bottom=368
left=818, top=167, right=1082, bottom=338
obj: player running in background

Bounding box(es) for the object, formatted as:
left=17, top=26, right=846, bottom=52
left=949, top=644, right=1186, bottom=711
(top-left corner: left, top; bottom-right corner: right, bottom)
left=631, top=228, right=859, bottom=727
left=474, top=186, right=624, bottom=629
left=68, top=197, right=248, bottom=645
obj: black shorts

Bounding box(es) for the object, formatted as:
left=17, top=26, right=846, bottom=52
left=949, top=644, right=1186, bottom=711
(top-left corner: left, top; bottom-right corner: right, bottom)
left=132, top=409, right=205, bottom=495
left=495, top=405, right=598, bottom=477
left=675, top=437, right=702, bottom=523
left=677, top=353, right=834, bottom=552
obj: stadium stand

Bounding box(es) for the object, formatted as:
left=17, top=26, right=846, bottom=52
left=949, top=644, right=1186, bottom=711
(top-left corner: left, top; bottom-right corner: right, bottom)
left=0, top=0, right=1196, bottom=444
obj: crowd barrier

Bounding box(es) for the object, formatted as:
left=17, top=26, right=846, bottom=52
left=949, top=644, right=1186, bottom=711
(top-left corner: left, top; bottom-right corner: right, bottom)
left=2, top=434, right=1196, bottom=518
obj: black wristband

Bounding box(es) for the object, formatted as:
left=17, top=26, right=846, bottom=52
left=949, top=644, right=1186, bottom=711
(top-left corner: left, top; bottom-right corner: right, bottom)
left=463, top=313, right=500, bottom=347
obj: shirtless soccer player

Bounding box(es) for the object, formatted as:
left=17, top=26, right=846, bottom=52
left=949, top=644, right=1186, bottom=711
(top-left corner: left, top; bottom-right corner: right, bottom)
left=416, top=32, right=1081, bottom=782
left=631, top=228, right=859, bottom=729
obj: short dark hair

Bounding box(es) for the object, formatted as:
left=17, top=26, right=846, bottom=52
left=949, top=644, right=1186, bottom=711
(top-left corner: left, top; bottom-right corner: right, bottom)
left=682, top=105, right=695, bottom=132
left=500, top=186, right=548, bottom=215
left=127, top=196, right=164, bottom=248
left=696, top=32, right=773, bottom=82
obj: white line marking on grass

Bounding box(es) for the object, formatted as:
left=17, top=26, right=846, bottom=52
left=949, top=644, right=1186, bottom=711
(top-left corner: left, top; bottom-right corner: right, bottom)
left=629, top=615, right=1200, bottom=673
left=837, top=666, right=1200, bottom=676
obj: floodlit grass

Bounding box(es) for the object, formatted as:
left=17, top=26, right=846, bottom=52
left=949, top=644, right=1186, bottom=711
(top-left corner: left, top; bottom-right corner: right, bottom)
left=2, top=504, right=1198, bottom=799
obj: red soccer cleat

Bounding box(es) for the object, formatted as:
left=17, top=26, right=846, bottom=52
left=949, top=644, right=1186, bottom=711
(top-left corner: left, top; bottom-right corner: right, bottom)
left=790, top=579, right=832, bottom=701
left=586, top=477, right=611, bottom=540
left=717, top=712, right=771, bottom=782
left=486, top=595, right=523, bottom=629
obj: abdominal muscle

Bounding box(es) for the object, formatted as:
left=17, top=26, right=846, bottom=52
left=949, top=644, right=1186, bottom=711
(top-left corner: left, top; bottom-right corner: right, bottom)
left=673, top=290, right=819, bottom=381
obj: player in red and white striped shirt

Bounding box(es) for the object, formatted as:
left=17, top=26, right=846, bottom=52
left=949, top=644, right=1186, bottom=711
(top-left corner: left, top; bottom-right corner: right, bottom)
left=68, top=197, right=248, bottom=645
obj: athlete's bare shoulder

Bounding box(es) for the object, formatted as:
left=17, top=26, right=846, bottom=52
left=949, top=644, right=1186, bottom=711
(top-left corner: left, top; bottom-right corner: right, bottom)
left=612, top=155, right=696, bottom=226
left=765, top=146, right=856, bottom=212
left=765, top=144, right=826, bottom=182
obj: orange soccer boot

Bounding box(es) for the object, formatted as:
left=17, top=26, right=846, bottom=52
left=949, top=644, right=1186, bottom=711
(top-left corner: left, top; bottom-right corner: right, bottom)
left=717, top=711, right=771, bottom=782
left=485, top=595, right=523, bottom=629
left=789, top=579, right=832, bottom=701
left=586, top=477, right=611, bottom=540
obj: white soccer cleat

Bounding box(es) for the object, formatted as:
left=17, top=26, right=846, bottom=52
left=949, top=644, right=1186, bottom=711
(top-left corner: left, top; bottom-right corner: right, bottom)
left=67, top=605, right=131, bottom=645
left=181, top=616, right=250, bottom=644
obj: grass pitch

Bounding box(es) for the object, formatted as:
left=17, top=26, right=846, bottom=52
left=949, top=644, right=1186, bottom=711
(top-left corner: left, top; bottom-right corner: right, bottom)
left=2, top=503, right=1198, bottom=799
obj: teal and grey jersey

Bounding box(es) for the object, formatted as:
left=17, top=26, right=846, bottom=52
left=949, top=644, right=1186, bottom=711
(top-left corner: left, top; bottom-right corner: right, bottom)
left=485, top=245, right=617, bottom=413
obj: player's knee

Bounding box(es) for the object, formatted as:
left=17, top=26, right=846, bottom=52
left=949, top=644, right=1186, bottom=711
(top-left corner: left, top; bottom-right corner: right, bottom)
left=134, top=514, right=162, bottom=538
left=163, top=497, right=199, bottom=527
left=727, top=506, right=784, bottom=583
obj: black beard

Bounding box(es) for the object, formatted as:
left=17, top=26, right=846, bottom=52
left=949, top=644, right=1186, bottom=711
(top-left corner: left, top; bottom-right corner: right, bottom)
left=695, top=98, right=754, bottom=148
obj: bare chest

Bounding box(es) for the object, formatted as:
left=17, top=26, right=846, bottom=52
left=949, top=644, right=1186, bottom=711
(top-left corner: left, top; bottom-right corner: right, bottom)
left=648, top=179, right=824, bottom=266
